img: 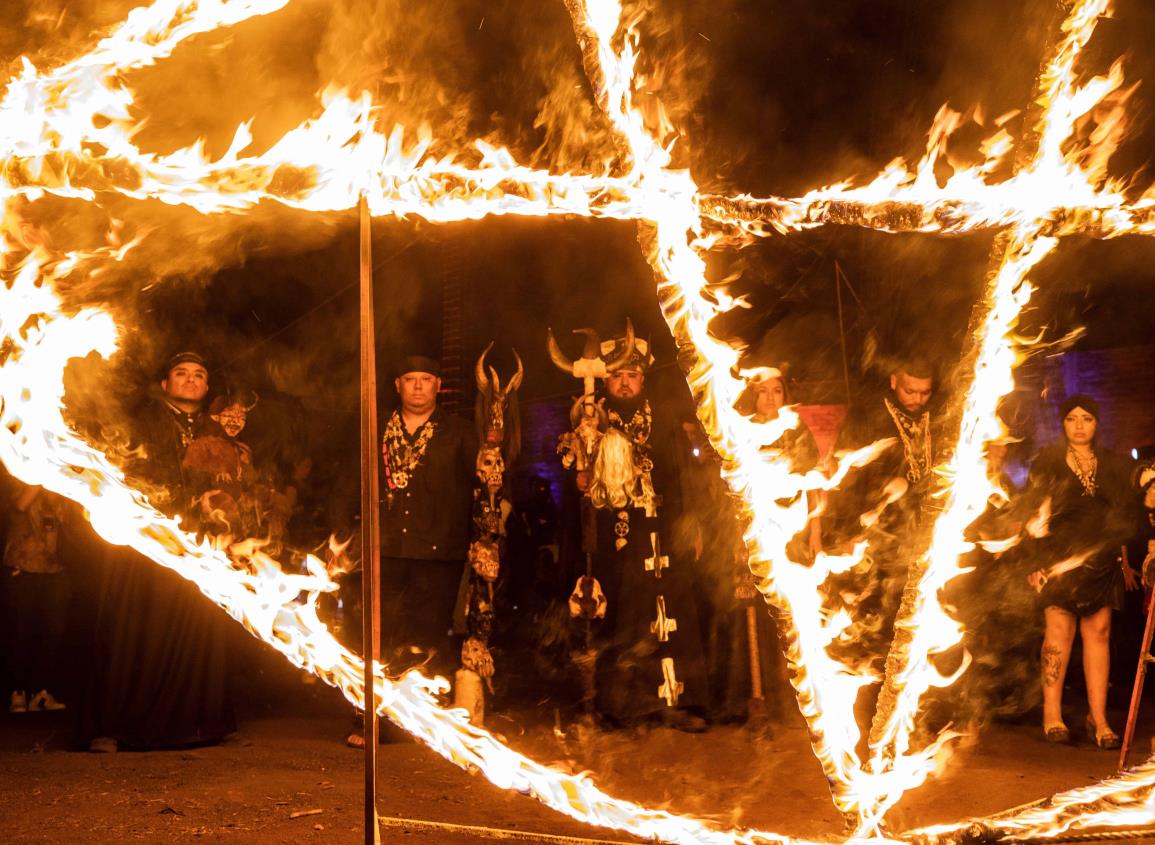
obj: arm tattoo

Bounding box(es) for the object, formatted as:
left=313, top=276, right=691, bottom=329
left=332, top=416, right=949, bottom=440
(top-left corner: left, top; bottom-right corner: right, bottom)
left=1042, top=644, right=1063, bottom=687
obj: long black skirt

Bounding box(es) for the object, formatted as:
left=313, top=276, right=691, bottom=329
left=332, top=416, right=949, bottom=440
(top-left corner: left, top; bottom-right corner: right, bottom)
left=77, top=545, right=235, bottom=749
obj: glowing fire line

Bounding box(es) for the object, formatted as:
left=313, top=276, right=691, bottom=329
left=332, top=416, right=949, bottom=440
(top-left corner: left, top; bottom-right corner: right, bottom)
left=3, top=0, right=1155, bottom=842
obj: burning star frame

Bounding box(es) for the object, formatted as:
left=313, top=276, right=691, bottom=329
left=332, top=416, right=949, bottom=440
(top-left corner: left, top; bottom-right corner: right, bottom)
left=2, top=0, right=1155, bottom=843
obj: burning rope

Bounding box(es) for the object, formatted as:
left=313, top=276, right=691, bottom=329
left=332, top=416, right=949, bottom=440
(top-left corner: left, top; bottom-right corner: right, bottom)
left=3, top=0, right=1155, bottom=843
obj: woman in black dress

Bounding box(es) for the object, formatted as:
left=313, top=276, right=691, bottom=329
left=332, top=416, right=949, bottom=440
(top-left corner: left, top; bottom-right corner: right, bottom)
left=1027, top=395, right=1136, bottom=748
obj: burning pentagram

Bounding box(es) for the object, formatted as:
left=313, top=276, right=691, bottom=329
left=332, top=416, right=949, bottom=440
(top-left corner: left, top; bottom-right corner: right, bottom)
left=3, top=0, right=1155, bottom=843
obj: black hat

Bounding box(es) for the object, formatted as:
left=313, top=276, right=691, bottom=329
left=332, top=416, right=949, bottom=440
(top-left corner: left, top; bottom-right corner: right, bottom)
left=1059, top=393, right=1100, bottom=420
left=162, top=350, right=208, bottom=377
left=397, top=355, right=441, bottom=378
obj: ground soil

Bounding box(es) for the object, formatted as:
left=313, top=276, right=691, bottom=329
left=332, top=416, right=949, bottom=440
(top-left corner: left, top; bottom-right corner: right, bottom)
left=2, top=636, right=1149, bottom=845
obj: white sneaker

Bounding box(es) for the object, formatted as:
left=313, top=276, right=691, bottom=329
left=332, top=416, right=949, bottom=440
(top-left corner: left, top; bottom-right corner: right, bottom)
left=9, top=691, right=27, bottom=713
left=28, top=690, right=66, bottom=711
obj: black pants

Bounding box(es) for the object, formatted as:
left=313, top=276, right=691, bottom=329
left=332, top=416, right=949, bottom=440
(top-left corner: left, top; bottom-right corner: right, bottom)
left=379, top=557, right=463, bottom=680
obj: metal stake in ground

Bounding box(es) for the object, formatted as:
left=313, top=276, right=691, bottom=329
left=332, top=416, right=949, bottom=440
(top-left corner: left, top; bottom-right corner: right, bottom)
left=358, top=193, right=383, bottom=845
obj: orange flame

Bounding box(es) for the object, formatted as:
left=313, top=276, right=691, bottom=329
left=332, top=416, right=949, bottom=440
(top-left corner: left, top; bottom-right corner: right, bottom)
left=4, top=0, right=1155, bottom=842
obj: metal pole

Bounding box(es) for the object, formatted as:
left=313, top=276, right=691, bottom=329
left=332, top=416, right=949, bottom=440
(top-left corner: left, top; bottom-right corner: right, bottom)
left=833, top=261, right=852, bottom=406
left=358, top=193, right=383, bottom=845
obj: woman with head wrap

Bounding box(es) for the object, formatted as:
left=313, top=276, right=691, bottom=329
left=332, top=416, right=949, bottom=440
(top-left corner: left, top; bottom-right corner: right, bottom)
left=1026, top=394, right=1138, bottom=748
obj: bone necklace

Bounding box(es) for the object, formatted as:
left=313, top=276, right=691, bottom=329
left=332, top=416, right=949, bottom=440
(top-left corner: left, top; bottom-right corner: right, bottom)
left=382, top=411, right=437, bottom=492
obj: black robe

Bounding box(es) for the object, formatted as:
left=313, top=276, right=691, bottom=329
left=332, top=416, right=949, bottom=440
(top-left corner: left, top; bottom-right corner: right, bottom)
left=561, top=396, right=708, bottom=721
left=77, top=398, right=235, bottom=749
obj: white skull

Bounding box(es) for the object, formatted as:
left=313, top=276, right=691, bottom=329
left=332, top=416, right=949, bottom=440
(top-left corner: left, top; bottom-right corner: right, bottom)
left=476, top=446, right=504, bottom=489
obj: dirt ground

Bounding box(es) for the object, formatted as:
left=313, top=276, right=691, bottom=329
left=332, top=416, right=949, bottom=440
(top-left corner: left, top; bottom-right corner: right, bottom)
left=3, top=639, right=1150, bottom=845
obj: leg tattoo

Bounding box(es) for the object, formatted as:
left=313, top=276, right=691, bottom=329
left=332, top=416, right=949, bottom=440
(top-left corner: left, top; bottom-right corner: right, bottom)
left=1042, top=644, right=1063, bottom=687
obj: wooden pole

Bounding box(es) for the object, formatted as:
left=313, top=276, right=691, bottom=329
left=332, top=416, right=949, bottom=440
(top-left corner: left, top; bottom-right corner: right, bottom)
left=1120, top=545, right=1155, bottom=770
left=358, top=193, right=383, bottom=845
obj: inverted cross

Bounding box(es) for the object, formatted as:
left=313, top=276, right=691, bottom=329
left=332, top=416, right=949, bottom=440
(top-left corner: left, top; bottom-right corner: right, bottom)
left=644, top=532, right=668, bottom=578
left=649, top=596, right=677, bottom=643
left=657, top=657, right=684, bottom=708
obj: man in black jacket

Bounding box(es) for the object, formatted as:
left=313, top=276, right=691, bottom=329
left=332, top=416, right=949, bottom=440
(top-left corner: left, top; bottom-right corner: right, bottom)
left=380, top=355, right=477, bottom=681
left=79, top=351, right=234, bottom=752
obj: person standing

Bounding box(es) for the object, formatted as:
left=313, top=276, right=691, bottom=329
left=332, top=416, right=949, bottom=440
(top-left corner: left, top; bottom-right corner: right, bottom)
left=379, top=356, right=478, bottom=681
left=555, top=330, right=709, bottom=731
left=1026, top=395, right=1137, bottom=748
left=78, top=351, right=235, bottom=752
left=4, top=484, right=71, bottom=714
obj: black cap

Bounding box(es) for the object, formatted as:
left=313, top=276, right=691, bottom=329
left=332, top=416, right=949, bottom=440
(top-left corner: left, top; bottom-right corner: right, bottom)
left=397, top=355, right=441, bottom=378
left=1059, top=393, right=1100, bottom=420
left=162, top=350, right=208, bottom=377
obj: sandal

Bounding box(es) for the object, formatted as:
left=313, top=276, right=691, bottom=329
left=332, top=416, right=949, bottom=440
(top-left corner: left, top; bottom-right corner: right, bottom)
left=1085, top=716, right=1121, bottom=750
left=1044, top=723, right=1070, bottom=743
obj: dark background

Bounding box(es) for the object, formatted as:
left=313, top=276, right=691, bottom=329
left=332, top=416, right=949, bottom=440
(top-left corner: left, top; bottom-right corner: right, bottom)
left=2, top=0, right=1153, bottom=505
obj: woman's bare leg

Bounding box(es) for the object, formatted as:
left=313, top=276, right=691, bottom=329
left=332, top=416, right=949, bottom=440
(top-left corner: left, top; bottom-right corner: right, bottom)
left=1042, top=606, right=1077, bottom=729
left=1080, top=606, right=1113, bottom=733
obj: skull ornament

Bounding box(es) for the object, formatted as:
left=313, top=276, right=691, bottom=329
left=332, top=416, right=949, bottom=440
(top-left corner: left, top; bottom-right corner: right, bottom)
left=476, top=445, right=505, bottom=490
left=469, top=537, right=501, bottom=581
left=568, top=575, right=607, bottom=619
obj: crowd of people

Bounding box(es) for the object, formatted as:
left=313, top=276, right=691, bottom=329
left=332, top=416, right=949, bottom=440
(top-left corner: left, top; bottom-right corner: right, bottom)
left=3, top=331, right=1155, bottom=755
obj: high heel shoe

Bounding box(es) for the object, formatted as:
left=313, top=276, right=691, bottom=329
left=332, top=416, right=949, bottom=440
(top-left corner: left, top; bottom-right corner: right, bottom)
left=1044, top=723, right=1070, bottom=743
left=1085, top=715, right=1121, bottom=750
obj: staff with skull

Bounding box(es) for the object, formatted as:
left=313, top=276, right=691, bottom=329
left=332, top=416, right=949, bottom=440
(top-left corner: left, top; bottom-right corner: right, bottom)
left=549, top=322, right=633, bottom=714
left=453, top=344, right=523, bottom=724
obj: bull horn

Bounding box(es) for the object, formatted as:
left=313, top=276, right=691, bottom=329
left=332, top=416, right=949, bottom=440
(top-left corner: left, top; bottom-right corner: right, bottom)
left=475, top=342, right=494, bottom=395
left=604, top=318, right=636, bottom=373
left=547, top=329, right=574, bottom=374
left=507, top=349, right=524, bottom=393
left=488, top=365, right=502, bottom=396
left=573, top=327, right=602, bottom=360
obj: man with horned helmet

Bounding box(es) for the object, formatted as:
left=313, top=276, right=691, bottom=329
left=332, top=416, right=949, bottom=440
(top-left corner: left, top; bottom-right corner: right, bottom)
left=551, top=323, right=709, bottom=731
left=379, top=355, right=478, bottom=684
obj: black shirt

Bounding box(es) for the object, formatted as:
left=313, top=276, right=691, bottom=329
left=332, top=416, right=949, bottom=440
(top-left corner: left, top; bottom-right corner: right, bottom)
left=127, top=397, right=221, bottom=517
left=381, top=409, right=477, bottom=561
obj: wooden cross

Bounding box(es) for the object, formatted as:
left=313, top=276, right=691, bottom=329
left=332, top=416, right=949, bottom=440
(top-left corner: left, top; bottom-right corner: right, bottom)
left=644, top=532, right=668, bottom=578
left=649, top=595, right=677, bottom=642
left=657, top=657, right=684, bottom=707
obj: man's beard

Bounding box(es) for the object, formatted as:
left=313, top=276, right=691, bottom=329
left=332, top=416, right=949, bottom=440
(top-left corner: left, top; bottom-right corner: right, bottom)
left=606, top=390, right=644, bottom=416
left=889, top=391, right=926, bottom=417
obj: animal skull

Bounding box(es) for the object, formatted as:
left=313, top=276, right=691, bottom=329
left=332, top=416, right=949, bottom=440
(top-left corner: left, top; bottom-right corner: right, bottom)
left=568, top=575, right=607, bottom=619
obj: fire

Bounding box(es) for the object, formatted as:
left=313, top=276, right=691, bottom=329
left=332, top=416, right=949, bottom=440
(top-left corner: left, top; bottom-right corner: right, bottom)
left=3, top=0, right=1155, bottom=843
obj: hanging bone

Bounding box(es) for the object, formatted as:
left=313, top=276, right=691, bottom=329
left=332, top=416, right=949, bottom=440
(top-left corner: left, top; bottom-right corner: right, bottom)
left=474, top=342, right=523, bottom=463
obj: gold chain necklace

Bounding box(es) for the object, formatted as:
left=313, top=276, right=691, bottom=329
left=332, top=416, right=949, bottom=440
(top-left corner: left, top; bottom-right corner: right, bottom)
left=884, top=398, right=932, bottom=483
left=1067, top=446, right=1098, bottom=496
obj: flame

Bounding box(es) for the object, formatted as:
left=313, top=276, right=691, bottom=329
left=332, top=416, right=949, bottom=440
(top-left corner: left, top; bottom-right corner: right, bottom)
left=3, top=0, right=1155, bottom=843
